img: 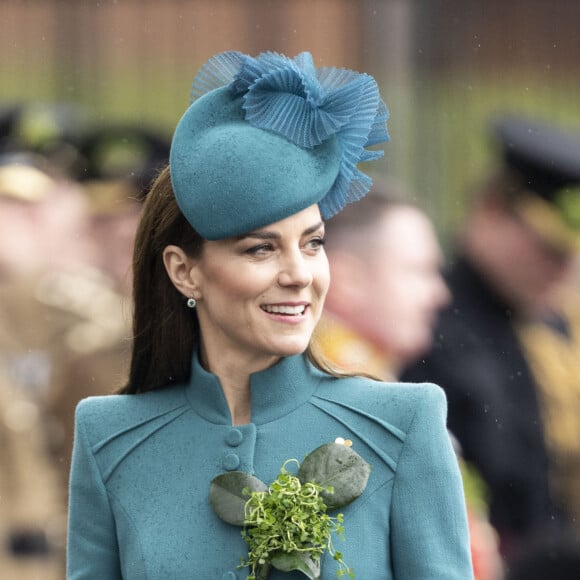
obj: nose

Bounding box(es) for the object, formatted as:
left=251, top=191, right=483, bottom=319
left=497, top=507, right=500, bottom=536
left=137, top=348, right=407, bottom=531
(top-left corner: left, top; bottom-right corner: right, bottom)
left=277, top=250, right=313, bottom=288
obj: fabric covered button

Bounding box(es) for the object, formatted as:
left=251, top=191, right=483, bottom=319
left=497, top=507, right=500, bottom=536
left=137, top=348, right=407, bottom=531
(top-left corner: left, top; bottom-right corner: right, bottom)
left=221, top=572, right=237, bottom=580
left=223, top=453, right=240, bottom=470
left=226, top=429, right=243, bottom=446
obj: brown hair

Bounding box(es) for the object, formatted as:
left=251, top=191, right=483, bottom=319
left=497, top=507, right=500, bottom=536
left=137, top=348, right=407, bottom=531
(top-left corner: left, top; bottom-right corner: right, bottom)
left=120, top=166, right=203, bottom=394
left=120, top=165, right=360, bottom=395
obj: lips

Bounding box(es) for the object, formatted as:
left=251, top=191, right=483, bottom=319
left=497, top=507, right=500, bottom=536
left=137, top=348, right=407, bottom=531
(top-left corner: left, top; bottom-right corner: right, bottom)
left=261, top=304, right=307, bottom=316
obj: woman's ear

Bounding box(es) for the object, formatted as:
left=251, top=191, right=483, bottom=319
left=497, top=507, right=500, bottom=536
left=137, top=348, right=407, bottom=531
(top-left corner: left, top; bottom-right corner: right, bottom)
left=162, top=245, right=200, bottom=299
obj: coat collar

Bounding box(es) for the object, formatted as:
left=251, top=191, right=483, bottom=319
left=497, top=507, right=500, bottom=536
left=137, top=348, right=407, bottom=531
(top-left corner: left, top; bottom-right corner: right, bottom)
left=184, top=352, right=324, bottom=425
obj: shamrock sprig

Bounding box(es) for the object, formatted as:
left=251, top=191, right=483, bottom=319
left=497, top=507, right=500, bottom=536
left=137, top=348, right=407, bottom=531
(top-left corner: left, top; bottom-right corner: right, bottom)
left=240, top=461, right=349, bottom=579
left=210, top=440, right=371, bottom=580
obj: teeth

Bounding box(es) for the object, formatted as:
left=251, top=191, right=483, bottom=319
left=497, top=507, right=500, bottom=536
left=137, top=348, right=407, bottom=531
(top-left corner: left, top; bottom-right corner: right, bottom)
left=262, top=304, right=306, bottom=315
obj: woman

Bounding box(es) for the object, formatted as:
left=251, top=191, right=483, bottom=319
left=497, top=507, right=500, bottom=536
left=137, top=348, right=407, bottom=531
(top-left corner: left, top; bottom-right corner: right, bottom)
left=67, top=51, right=473, bottom=579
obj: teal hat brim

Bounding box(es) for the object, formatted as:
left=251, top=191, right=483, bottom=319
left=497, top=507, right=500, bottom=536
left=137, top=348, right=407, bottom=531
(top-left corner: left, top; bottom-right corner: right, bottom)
left=170, top=86, right=341, bottom=240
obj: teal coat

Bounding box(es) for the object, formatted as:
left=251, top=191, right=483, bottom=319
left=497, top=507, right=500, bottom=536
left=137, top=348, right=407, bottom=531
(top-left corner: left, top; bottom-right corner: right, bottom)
left=67, top=353, right=473, bottom=579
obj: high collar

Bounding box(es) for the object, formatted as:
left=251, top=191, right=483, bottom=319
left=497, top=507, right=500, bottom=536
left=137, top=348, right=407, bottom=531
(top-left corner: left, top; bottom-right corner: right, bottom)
left=184, top=352, right=324, bottom=425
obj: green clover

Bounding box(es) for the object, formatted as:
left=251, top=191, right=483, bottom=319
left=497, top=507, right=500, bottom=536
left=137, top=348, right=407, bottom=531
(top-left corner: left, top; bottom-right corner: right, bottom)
left=209, top=442, right=371, bottom=580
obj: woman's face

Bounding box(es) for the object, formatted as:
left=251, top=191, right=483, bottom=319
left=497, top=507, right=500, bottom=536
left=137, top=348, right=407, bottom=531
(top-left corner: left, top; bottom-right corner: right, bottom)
left=193, top=204, right=330, bottom=369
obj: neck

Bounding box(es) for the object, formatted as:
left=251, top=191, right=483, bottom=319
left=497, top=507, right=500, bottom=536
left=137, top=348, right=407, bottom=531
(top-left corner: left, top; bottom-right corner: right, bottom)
left=200, top=345, right=280, bottom=426
left=219, top=381, right=252, bottom=426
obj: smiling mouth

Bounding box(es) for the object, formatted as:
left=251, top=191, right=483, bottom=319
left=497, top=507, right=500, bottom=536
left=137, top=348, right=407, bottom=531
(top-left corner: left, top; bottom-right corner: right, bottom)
left=261, top=304, right=307, bottom=316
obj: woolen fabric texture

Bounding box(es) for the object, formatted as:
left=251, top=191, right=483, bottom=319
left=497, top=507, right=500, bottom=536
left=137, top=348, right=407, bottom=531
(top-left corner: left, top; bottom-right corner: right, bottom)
left=170, top=86, right=341, bottom=241
left=67, top=352, right=473, bottom=579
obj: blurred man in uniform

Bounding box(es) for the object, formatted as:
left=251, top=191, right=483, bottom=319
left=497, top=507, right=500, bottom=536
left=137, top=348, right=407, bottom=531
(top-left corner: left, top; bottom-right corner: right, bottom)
left=0, top=154, right=141, bottom=578
left=0, top=119, right=169, bottom=578
left=44, top=180, right=141, bottom=487
left=317, top=179, right=503, bottom=580
left=0, top=157, right=80, bottom=579
left=401, top=114, right=580, bottom=564
left=43, top=122, right=169, bottom=488
left=318, top=180, right=451, bottom=379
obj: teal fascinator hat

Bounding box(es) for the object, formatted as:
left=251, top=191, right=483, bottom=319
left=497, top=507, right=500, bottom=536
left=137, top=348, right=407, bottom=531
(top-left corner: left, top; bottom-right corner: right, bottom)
left=170, top=51, right=389, bottom=240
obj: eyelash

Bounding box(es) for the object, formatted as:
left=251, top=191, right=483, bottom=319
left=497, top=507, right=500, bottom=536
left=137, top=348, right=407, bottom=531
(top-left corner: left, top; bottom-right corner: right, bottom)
left=307, top=236, right=326, bottom=250
left=244, top=236, right=326, bottom=255
left=245, top=244, right=273, bottom=255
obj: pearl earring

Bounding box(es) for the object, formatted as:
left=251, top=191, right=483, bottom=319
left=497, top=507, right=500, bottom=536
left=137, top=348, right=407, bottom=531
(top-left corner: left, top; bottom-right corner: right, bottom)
left=187, top=297, right=197, bottom=309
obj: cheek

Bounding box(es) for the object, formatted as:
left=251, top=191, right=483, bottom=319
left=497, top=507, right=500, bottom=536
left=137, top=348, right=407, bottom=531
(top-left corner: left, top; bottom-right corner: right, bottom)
left=509, top=249, right=550, bottom=285
left=534, top=250, right=571, bottom=280
left=314, top=257, right=331, bottom=297
left=201, top=263, right=262, bottom=300
left=415, top=274, right=443, bottom=305
left=374, top=273, right=405, bottom=307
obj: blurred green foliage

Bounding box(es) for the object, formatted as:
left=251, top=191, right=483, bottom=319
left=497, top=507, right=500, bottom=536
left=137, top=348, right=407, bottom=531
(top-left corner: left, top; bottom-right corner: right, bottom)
left=382, top=73, right=580, bottom=249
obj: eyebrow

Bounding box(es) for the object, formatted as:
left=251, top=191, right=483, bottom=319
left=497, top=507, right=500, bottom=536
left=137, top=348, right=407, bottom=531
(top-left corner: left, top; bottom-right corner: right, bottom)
left=237, top=221, right=325, bottom=241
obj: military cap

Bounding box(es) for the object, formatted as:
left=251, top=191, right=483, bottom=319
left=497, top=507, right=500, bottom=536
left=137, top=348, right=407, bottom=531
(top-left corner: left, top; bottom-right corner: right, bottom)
left=77, top=125, right=170, bottom=196
left=492, top=114, right=580, bottom=252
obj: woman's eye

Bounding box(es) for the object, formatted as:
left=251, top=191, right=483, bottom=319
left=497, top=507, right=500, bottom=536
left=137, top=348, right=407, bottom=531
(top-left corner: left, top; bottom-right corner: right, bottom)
left=305, top=236, right=326, bottom=251
left=245, top=243, right=274, bottom=255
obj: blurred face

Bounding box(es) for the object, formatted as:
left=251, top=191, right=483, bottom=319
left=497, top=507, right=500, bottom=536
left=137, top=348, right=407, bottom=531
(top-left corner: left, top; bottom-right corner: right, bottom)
left=0, top=184, right=97, bottom=278
left=360, top=206, right=450, bottom=364
left=470, top=201, right=574, bottom=312
left=192, top=205, right=330, bottom=369
left=0, top=197, right=44, bottom=276
left=91, top=206, right=141, bottom=293
left=37, top=185, right=98, bottom=270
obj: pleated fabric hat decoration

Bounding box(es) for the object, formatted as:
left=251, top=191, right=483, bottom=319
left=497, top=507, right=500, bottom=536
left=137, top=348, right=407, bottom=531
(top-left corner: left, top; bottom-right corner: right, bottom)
left=169, top=51, right=389, bottom=240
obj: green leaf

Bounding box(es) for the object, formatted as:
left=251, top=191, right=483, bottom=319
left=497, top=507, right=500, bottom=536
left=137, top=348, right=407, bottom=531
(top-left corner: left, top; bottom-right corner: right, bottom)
left=209, top=471, right=267, bottom=526
left=298, top=443, right=371, bottom=509
left=255, top=562, right=272, bottom=580
left=271, top=550, right=321, bottom=579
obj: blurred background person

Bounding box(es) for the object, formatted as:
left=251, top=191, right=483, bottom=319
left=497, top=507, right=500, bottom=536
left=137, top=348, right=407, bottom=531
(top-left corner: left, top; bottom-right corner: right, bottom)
left=317, top=179, right=503, bottom=580
left=0, top=119, right=168, bottom=578
left=401, top=114, right=580, bottom=566
left=45, top=192, right=150, bottom=492
left=0, top=156, right=85, bottom=579
left=318, top=179, right=450, bottom=380
left=42, top=122, right=170, bottom=494
left=76, top=123, right=171, bottom=294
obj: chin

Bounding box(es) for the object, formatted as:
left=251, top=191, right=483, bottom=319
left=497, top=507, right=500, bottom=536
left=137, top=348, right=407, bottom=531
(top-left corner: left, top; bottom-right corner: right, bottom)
left=269, top=338, right=311, bottom=358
